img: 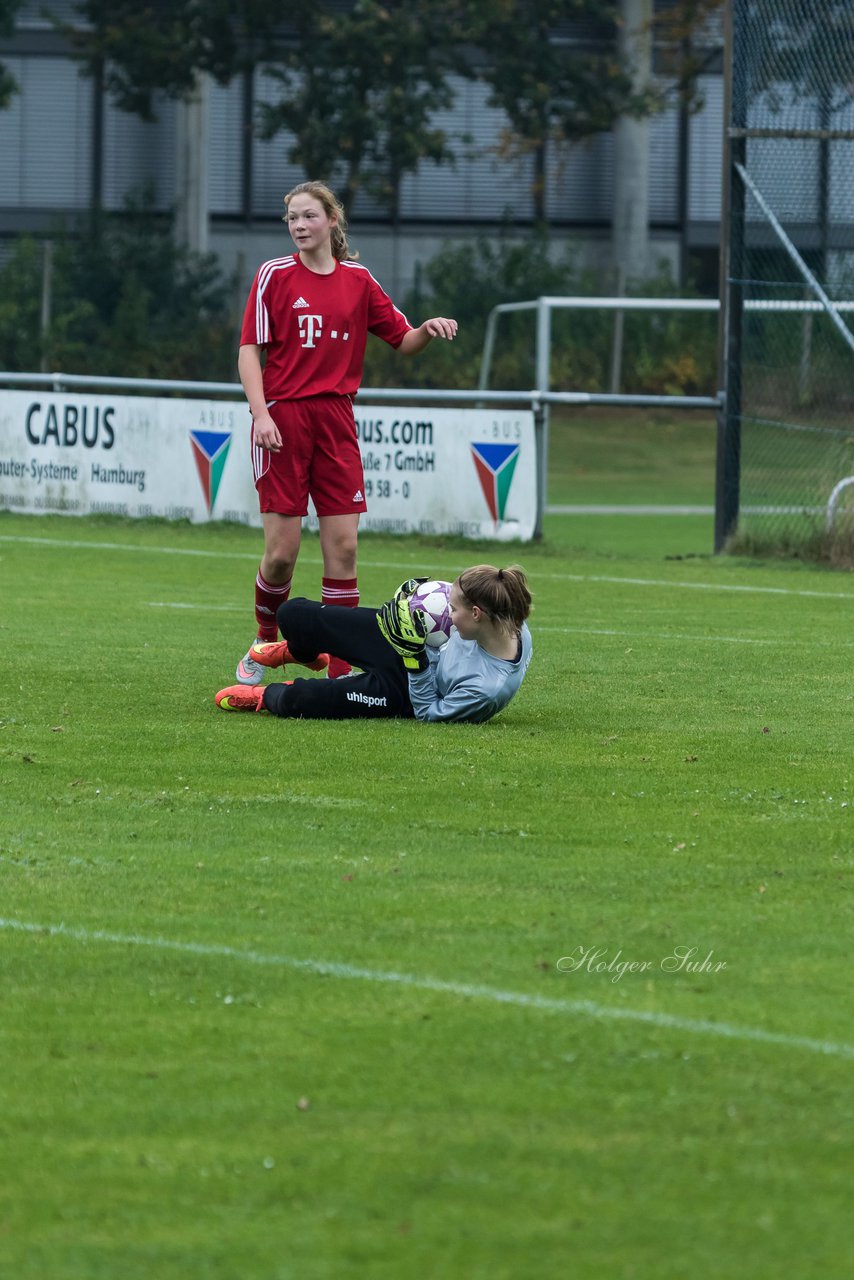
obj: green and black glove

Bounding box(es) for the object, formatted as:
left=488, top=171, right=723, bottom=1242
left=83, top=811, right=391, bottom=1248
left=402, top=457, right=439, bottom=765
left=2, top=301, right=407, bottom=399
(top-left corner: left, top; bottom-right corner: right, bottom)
left=377, top=577, right=429, bottom=671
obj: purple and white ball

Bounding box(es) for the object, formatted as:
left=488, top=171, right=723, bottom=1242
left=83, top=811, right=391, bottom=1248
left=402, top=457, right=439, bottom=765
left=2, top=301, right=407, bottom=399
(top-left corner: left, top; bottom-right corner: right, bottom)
left=408, top=579, right=453, bottom=648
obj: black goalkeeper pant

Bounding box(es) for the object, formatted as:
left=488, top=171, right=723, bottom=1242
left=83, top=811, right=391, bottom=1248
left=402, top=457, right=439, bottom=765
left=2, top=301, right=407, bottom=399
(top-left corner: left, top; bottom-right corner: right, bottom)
left=261, top=598, right=415, bottom=720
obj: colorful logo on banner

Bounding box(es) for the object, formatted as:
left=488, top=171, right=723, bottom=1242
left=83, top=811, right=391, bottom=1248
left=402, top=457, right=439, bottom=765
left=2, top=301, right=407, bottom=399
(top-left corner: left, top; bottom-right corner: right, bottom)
left=470, top=442, right=520, bottom=522
left=189, top=430, right=232, bottom=514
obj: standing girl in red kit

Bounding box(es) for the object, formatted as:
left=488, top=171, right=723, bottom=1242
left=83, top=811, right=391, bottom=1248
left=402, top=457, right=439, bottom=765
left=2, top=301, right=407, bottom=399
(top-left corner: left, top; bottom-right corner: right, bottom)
left=236, top=180, right=458, bottom=683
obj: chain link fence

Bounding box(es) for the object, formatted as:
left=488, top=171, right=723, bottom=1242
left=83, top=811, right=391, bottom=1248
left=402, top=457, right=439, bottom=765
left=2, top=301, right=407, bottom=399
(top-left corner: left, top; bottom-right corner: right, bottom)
left=720, top=0, right=854, bottom=558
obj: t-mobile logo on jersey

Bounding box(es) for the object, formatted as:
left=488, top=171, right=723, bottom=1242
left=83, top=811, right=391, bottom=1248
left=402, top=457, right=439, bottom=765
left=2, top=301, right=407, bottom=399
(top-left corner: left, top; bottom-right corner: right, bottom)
left=297, top=313, right=323, bottom=348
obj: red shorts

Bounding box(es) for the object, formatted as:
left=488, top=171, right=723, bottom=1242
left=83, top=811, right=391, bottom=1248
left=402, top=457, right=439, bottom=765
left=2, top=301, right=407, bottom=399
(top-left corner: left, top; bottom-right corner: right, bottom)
left=252, top=396, right=368, bottom=517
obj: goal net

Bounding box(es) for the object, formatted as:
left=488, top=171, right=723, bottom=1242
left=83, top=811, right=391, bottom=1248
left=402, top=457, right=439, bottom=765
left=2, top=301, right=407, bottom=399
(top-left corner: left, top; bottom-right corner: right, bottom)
left=717, top=0, right=854, bottom=558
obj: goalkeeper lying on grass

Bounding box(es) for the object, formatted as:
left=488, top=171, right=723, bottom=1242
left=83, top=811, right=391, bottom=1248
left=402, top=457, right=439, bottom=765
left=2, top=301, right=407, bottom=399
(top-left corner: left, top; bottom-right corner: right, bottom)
left=215, top=565, right=532, bottom=723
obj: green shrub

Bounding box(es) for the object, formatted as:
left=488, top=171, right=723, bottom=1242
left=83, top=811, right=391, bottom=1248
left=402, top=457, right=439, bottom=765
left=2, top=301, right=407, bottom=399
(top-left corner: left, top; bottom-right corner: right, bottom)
left=0, top=237, right=45, bottom=370
left=0, top=195, right=238, bottom=381
left=362, top=234, right=718, bottom=394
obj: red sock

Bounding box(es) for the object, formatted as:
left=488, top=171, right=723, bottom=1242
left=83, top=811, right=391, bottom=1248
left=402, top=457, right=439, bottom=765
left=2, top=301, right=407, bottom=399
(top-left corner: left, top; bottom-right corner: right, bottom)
left=255, top=569, right=291, bottom=643
left=322, top=577, right=358, bottom=678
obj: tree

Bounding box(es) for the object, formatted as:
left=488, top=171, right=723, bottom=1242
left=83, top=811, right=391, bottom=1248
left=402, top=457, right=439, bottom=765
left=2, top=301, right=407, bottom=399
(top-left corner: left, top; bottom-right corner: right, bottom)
left=256, top=1, right=464, bottom=214
left=613, top=0, right=653, bottom=284
left=63, top=0, right=275, bottom=121
left=63, top=0, right=466, bottom=216
left=464, top=0, right=657, bottom=224
left=56, top=0, right=728, bottom=231
left=652, top=0, right=726, bottom=112
left=0, top=0, right=24, bottom=109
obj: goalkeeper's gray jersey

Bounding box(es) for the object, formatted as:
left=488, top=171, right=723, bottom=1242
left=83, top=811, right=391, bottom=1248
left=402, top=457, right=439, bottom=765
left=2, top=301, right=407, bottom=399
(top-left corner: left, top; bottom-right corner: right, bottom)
left=407, top=623, right=532, bottom=723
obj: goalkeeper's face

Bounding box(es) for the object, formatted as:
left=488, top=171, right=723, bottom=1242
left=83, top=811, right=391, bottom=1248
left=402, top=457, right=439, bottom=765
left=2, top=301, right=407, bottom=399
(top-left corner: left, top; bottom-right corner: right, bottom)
left=448, top=583, right=478, bottom=640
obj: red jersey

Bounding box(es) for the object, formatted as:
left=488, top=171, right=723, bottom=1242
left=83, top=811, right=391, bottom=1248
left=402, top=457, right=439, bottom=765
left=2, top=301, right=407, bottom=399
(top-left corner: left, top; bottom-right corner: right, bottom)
left=239, top=254, right=412, bottom=401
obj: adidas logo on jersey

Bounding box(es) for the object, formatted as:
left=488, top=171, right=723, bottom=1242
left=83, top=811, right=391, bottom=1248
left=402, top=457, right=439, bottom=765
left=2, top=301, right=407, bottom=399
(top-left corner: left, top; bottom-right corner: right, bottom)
left=292, top=296, right=310, bottom=309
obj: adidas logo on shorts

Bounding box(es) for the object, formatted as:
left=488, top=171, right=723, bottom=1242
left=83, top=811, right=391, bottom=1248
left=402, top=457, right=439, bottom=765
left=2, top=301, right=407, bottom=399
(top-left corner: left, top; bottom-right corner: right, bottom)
left=292, top=296, right=309, bottom=309
left=353, top=489, right=364, bottom=502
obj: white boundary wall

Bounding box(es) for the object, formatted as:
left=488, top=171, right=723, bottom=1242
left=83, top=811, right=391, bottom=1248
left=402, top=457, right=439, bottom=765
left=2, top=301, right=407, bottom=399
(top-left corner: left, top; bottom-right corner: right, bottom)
left=0, top=391, right=537, bottom=541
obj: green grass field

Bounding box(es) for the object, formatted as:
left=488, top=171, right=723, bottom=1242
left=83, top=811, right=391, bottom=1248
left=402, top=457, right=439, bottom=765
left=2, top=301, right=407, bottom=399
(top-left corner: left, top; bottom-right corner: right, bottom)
left=547, top=407, right=718, bottom=507
left=1, top=416, right=852, bottom=1278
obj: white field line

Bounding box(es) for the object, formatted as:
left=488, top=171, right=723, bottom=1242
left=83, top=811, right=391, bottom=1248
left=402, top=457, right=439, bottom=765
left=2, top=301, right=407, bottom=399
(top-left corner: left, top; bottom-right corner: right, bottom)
left=536, top=625, right=854, bottom=649
left=547, top=505, right=841, bottom=517
left=0, top=534, right=262, bottom=560
left=551, top=572, right=854, bottom=601
left=149, top=601, right=245, bottom=611
left=544, top=505, right=832, bottom=516
left=4, top=533, right=854, bottom=602
left=1, top=917, right=851, bottom=1061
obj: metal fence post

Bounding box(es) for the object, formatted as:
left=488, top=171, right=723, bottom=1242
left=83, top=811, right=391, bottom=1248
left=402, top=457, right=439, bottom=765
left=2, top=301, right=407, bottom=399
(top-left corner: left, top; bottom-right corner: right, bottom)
left=714, top=0, right=745, bottom=553
left=533, top=396, right=548, bottom=541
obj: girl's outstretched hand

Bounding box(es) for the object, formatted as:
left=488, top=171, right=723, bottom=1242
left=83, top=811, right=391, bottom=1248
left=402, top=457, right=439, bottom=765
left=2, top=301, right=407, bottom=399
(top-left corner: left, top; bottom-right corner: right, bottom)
left=422, top=317, right=458, bottom=340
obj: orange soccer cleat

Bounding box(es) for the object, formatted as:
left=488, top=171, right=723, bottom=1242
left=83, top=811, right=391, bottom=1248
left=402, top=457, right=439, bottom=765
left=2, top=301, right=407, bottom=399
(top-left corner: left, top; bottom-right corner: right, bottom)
left=249, top=640, right=330, bottom=672
left=215, top=684, right=267, bottom=713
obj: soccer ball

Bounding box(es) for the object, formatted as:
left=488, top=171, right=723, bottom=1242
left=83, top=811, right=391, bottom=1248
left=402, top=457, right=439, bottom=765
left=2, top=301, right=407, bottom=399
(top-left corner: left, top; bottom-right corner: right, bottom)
left=408, top=579, right=453, bottom=648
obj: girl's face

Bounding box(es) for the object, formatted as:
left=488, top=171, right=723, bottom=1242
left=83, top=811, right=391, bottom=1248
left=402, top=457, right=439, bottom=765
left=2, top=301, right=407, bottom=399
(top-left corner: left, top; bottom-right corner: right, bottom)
left=286, top=194, right=336, bottom=254
left=448, top=582, right=479, bottom=640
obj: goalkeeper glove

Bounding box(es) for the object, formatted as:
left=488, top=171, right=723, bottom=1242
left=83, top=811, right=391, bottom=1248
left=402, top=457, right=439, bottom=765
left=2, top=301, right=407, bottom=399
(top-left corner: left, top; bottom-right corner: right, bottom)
left=377, top=577, right=430, bottom=671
